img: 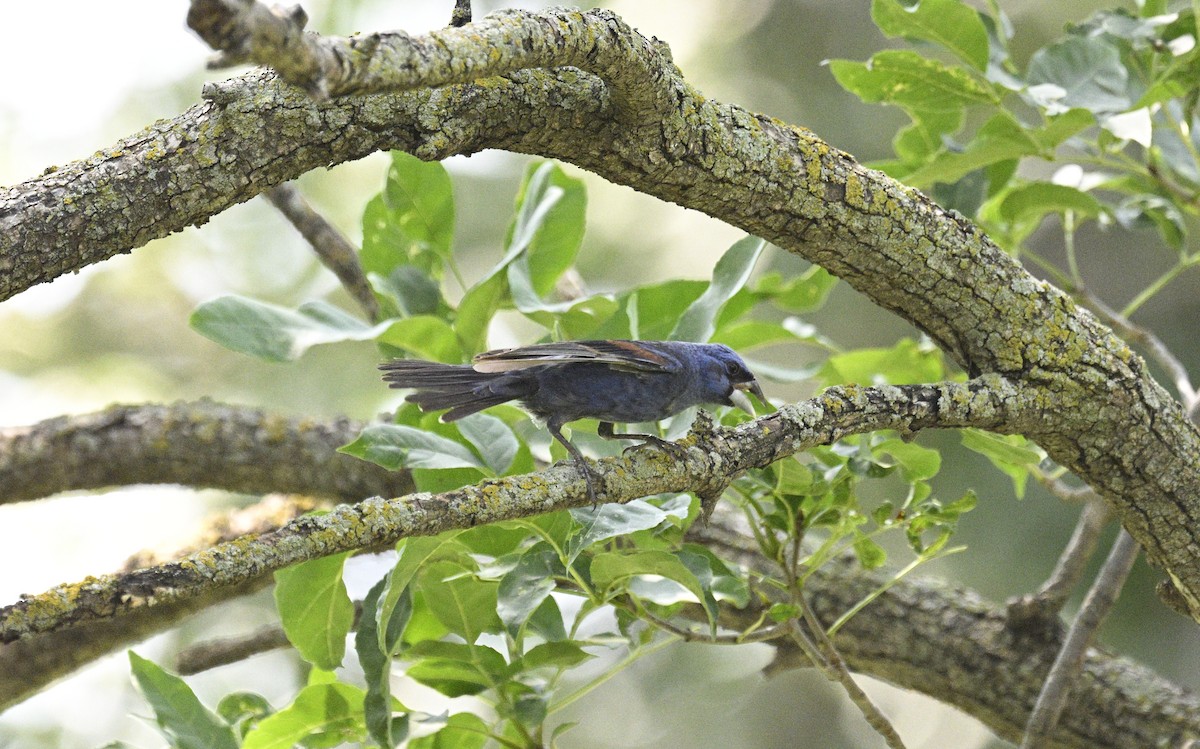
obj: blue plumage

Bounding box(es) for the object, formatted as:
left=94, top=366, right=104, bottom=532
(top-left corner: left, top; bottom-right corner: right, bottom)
left=379, top=339, right=766, bottom=502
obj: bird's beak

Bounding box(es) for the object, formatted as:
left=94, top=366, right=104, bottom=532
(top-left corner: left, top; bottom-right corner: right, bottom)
left=730, top=380, right=766, bottom=414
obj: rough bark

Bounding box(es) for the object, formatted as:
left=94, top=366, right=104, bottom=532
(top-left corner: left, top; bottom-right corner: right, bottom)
left=696, top=514, right=1200, bottom=749
left=2, top=7, right=1197, bottom=619
left=0, top=380, right=1020, bottom=641
left=2, top=3, right=1199, bottom=742
left=0, top=400, right=412, bottom=505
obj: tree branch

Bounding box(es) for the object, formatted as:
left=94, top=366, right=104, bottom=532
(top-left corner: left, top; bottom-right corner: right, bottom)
left=0, top=493, right=325, bottom=710
left=1, top=402, right=1195, bottom=748
left=0, top=400, right=412, bottom=505
left=0, top=379, right=1022, bottom=642
left=263, top=183, right=380, bottom=321
left=3, top=6, right=1198, bottom=618
left=693, top=513, right=1200, bottom=749
left=1020, top=529, right=1142, bottom=748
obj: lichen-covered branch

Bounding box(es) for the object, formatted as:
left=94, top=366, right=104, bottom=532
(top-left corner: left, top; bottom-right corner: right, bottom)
left=693, top=514, right=1200, bottom=749
left=0, top=401, right=412, bottom=505
left=186, top=0, right=675, bottom=115
left=0, top=379, right=1022, bottom=642
left=0, top=494, right=323, bottom=710
left=2, top=8, right=1199, bottom=616
left=2, top=393, right=1196, bottom=746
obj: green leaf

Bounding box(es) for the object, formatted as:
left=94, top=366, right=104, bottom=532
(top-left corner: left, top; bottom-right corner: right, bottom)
left=1113, top=194, right=1186, bottom=250
left=370, top=265, right=444, bottom=318
left=874, top=438, right=942, bottom=481
left=455, top=273, right=507, bottom=355
left=821, top=338, right=943, bottom=385
left=961, top=429, right=1043, bottom=465
left=340, top=424, right=486, bottom=471
left=903, top=112, right=1041, bottom=187
left=506, top=162, right=587, bottom=298
left=1038, top=108, right=1096, bottom=148
left=404, top=641, right=507, bottom=696
left=419, top=560, right=501, bottom=643
left=497, top=546, right=563, bottom=636
left=872, top=0, right=990, bottom=70
left=408, top=713, right=490, bottom=749
left=456, top=161, right=580, bottom=352
left=526, top=595, right=569, bottom=642
left=515, top=641, right=593, bottom=672
left=753, top=265, right=838, bottom=313
left=711, top=320, right=816, bottom=352
left=853, top=534, right=888, bottom=569
left=1027, top=35, right=1131, bottom=114
left=456, top=413, right=519, bottom=475
left=590, top=550, right=706, bottom=604
left=217, top=692, right=272, bottom=736
left=357, top=576, right=411, bottom=749
left=670, top=236, right=767, bottom=342
left=829, top=50, right=999, bottom=125
left=680, top=544, right=751, bottom=607
left=999, top=183, right=1103, bottom=224
left=242, top=683, right=367, bottom=749
left=568, top=500, right=687, bottom=561
left=190, top=296, right=388, bottom=362
left=590, top=279, right=707, bottom=340
left=378, top=316, right=463, bottom=364
left=361, top=152, right=455, bottom=277
left=960, top=429, right=1044, bottom=498
left=274, top=552, right=354, bottom=671
left=128, top=653, right=238, bottom=749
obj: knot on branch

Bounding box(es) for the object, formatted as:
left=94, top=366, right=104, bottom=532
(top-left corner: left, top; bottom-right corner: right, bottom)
left=188, top=0, right=337, bottom=98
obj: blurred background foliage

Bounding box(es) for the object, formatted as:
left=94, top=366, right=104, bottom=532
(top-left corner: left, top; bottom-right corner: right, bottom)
left=1, top=1, right=1199, bottom=747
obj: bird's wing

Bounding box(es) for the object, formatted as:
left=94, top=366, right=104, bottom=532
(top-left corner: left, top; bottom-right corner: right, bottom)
left=472, top=340, right=674, bottom=373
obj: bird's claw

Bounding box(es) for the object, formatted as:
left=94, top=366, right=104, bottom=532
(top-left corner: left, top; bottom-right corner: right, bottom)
left=623, top=435, right=687, bottom=459
left=569, top=456, right=601, bottom=507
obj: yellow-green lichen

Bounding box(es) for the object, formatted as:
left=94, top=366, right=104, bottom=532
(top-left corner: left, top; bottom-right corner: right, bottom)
left=844, top=172, right=866, bottom=210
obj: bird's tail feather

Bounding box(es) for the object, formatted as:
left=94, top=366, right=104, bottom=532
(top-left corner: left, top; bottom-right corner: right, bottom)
left=379, top=360, right=529, bottom=421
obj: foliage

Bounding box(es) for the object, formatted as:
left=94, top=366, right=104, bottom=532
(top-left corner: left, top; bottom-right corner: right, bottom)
left=122, top=152, right=980, bottom=747
left=832, top=0, right=1200, bottom=313
left=126, top=0, right=1200, bottom=744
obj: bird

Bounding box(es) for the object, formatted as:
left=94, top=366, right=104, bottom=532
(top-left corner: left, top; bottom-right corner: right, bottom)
left=379, top=339, right=766, bottom=502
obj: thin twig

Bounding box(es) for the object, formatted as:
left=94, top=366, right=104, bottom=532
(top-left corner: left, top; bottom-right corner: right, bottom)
left=1020, top=529, right=1141, bottom=749
left=787, top=618, right=909, bottom=749
left=450, top=0, right=472, bottom=27
left=176, top=624, right=292, bottom=674
left=633, top=603, right=788, bottom=645
left=782, top=538, right=907, bottom=749
left=1008, top=497, right=1110, bottom=625
left=264, top=183, right=381, bottom=322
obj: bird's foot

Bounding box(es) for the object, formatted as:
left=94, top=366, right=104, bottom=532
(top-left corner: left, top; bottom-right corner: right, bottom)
left=570, top=456, right=601, bottom=507
left=623, top=434, right=688, bottom=460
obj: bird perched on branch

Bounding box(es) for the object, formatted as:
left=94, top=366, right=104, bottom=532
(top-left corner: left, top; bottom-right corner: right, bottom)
left=380, top=339, right=766, bottom=502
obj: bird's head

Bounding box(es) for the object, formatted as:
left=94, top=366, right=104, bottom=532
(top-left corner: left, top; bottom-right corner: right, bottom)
left=696, top=344, right=767, bottom=414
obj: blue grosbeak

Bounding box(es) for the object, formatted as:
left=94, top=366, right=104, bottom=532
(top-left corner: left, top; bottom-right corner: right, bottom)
left=379, top=339, right=766, bottom=502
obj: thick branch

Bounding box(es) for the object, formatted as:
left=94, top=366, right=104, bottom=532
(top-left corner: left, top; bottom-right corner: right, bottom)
left=186, top=1, right=673, bottom=114
left=0, top=494, right=321, bottom=710
left=0, top=401, right=412, bottom=504
left=2, top=399, right=1195, bottom=747
left=0, top=379, right=1022, bottom=642
left=3, top=8, right=1200, bottom=616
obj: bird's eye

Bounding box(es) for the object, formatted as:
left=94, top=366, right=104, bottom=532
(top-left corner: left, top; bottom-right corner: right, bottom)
left=725, top=360, right=744, bottom=379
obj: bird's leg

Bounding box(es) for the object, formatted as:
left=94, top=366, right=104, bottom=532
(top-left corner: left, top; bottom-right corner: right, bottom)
left=548, top=420, right=599, bottom=505
left=597, top=422, right=686, bottom=458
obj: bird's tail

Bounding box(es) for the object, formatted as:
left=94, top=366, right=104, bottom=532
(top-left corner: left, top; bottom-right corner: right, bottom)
left=379, top=360, right=529, bottom=421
